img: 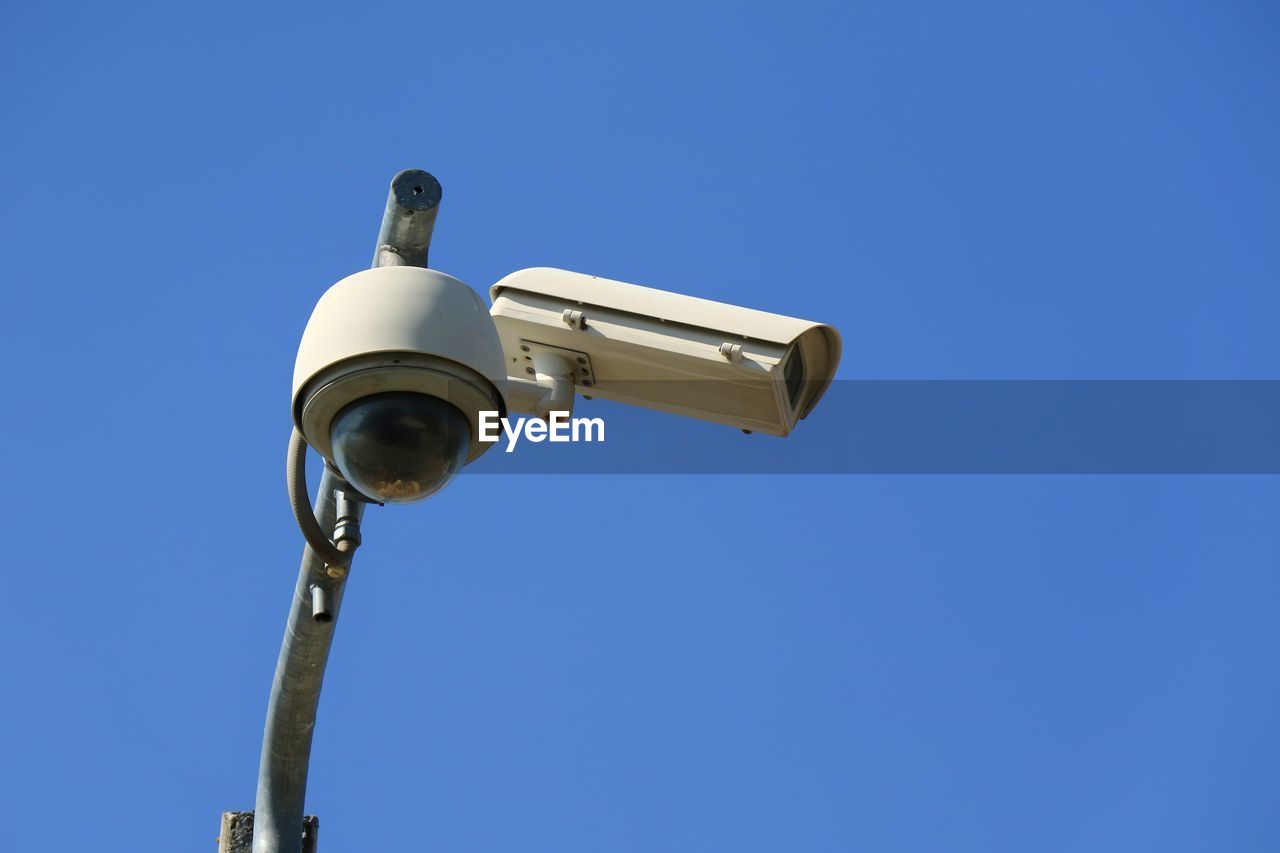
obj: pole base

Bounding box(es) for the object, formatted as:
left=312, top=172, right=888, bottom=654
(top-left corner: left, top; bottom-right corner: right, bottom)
left=217, top=812, right=318, bottom=853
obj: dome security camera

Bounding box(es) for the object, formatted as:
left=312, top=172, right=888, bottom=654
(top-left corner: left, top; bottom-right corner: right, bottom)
left=292, top=265, right=508, bottom=503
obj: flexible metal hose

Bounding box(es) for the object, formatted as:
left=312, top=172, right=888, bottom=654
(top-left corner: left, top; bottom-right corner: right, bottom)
left=287, top=427, right=353, bottom=567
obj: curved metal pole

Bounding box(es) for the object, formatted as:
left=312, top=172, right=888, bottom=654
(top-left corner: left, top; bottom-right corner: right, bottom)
left=252, top=469, right=360, bottom=853
left=252, top=170, right=442, bottom=853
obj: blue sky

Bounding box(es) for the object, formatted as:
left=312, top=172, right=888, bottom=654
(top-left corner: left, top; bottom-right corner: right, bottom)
left=2, top=1, right=1278, bottom=850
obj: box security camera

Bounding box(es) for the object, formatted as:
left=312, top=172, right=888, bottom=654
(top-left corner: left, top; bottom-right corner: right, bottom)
left=489, top=268, right=842, bottom=436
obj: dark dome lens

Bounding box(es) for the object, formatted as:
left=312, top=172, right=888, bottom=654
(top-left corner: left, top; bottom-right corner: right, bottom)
left=329, top=392, right=470, bottom=503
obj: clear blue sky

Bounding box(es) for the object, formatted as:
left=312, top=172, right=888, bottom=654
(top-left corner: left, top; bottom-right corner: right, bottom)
left=3, top=1, right=1279, bottom=850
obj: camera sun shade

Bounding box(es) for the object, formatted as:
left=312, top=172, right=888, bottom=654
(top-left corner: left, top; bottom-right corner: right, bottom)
left=488, top=267, right=841, bottom=436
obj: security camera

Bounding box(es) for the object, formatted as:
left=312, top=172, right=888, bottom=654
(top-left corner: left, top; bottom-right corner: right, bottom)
left=292, top=265, right=508, bottom=503
left=489, top=267, right=842, bottom=436
left=292, top=180, right=840, bottom=513
left=294, top=262, right=841, bottom=508
left=264, top=171, right=849, bottom=852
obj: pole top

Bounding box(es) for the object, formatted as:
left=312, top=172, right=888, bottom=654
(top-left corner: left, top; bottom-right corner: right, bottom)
left=389, top=169, right=442, bottom=213
left=373, top=169, right=442, bottom=268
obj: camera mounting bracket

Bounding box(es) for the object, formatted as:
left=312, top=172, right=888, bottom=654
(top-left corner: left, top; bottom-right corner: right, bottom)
left=504, top=340, right=594, bottom=419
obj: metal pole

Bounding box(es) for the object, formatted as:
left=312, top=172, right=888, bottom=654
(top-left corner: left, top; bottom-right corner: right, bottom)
left=372, top=169, right=443, bottom=268
left=250, top=170, right=443, bottom=853
left=250, top=469, right=359, bottom=853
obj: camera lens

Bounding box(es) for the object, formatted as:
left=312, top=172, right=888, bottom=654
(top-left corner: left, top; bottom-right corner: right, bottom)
left=329, top=392, right=470, bottom=503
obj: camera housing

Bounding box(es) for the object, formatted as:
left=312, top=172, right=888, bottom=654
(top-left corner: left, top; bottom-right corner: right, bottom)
left=292, top=266, right=509, bottom=475
left=489, top=267, right=841, bottom=436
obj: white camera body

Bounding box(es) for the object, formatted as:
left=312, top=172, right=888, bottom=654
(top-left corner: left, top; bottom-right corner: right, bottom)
left=292, top=266, right=509, bottom=465
left=489, top=268, right=842, bottom=436
left=293, top=265, right=842, bottom=461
